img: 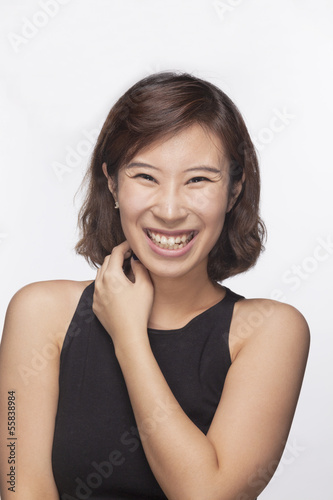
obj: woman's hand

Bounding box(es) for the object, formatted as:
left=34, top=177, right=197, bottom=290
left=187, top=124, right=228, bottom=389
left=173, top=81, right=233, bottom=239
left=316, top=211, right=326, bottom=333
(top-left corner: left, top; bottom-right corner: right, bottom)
left=92, top=240, right=154, bottom=353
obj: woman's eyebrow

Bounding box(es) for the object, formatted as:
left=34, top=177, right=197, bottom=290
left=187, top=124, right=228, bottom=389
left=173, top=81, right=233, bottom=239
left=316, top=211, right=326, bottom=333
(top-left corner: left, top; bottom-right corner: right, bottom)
left=126, top=162, right=221, bottom=174
left=126, top=162, right=159, bottom=170
left=185, top=166, right=221, bottom=174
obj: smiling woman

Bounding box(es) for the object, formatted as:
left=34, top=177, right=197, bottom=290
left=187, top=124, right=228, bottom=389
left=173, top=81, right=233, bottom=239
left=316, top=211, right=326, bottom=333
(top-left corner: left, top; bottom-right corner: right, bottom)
left=75, top=72, right=265, bottom=283
left=100, top=123, right=236, bottom=282
left=0, top=72, right=309, bottom=500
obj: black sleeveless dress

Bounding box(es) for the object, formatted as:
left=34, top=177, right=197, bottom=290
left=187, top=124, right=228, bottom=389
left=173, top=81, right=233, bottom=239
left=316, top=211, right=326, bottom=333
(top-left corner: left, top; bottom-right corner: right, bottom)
left=52, top=281, right=244, bottom=499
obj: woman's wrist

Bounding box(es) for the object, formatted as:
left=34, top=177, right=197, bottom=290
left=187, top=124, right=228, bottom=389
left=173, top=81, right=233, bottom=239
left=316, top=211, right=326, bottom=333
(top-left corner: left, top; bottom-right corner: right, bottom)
left=114, top=330, right=152, bottom=364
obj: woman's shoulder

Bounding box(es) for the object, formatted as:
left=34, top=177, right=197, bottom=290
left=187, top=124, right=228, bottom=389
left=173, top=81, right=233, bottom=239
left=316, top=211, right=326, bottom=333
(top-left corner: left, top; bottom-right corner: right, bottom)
left=229, top=296, right=310, bottom=361
left=7, top=279, right=94, bottom=312
left=3, top=279, right=94, bottom=351
left=233, top=296, right=309, bottom=329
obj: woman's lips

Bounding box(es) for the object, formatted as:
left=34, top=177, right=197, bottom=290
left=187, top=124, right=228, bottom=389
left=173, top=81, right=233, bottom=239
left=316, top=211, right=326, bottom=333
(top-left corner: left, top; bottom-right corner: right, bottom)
left=144, top=229, right=198, bottom=257
left=146, top=228, right=195, bottom=248
left=145, top=227, right=197, bottom=237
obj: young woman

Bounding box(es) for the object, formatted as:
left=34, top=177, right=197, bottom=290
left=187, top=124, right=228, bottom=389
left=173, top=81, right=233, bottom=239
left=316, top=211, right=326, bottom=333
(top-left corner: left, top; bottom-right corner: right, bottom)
left=0, top=72, right=310, bottom=500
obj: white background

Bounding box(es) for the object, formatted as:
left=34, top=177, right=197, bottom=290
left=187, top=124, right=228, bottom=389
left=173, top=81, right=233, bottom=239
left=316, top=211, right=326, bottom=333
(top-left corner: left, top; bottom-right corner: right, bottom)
left=1, top=0, right=332, bottom=498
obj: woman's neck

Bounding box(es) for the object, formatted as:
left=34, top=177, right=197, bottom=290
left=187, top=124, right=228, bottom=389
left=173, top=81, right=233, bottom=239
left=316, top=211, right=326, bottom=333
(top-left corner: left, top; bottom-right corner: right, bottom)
left=147, top=268, right=225, bottom=330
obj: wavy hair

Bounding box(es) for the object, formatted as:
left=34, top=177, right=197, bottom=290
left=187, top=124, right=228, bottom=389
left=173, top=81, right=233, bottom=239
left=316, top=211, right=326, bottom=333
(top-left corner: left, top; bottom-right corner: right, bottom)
left=75, top=71, right=266, bottom=281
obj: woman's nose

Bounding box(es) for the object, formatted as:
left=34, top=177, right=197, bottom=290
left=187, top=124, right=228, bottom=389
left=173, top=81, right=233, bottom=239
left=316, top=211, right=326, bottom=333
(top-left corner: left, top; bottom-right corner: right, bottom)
left=151, top=186, right=188, bottom=223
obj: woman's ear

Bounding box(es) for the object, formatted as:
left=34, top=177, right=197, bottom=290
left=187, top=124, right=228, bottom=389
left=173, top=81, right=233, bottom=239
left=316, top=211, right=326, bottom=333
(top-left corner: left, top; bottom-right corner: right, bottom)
left=226, top=173, right=245, bottom=213
left=102, top=162, right=117, bottom=200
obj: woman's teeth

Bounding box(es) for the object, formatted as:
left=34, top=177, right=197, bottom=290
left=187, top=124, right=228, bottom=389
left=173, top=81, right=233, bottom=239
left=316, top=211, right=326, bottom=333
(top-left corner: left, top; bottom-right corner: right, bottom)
left=147, top=230, right=194, bottom=250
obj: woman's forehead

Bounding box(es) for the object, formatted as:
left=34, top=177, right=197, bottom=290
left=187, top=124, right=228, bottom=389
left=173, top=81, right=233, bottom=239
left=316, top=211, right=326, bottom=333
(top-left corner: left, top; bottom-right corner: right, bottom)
left=127, top=124, right=228, bottom=168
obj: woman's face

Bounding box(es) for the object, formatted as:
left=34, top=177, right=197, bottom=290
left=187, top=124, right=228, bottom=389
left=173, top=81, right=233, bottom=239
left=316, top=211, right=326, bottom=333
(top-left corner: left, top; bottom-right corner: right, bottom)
left=105, top=123, right=234, bottom=281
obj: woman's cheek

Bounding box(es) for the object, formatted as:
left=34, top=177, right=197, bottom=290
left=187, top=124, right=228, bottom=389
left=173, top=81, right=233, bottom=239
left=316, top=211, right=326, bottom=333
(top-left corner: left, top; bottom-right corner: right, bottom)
left=118, top=189, right=149, bottom=241
left=189, top=189, right=228, bottom=222
left=119, top=184, right=148, bottom=215
left=188, top=182, right=227, bottom=210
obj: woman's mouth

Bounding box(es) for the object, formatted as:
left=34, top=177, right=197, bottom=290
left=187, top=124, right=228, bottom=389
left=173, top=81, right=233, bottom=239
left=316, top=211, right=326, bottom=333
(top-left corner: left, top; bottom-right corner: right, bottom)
left=143, top=227, right=198, bottom=258
left=145, top=229, right=196, bottom=251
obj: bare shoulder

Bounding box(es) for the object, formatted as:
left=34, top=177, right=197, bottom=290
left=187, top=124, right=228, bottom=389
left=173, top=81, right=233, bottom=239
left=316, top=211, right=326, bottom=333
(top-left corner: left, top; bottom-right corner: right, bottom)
left=229, top=297, right=310, bottom=362
left=0, top=280, right=93, bottom=498
left=2, top=279, right=94, bottom=350
left=208, top=298, right=310, bottom=498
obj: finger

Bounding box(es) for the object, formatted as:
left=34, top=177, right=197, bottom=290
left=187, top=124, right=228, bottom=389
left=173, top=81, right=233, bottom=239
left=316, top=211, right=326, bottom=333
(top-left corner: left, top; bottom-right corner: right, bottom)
left=131, top=256, right=151, bottom=282
left=97, top=254, right=126, bottom=295
left=103, top=241, right=132, bottom=280
left=97, top=253, right=111, bottom=281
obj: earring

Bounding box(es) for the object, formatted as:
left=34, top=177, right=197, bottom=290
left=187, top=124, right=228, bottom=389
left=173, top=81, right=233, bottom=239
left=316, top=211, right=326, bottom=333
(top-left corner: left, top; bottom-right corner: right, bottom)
left=114, top=201, right=119, bottom=209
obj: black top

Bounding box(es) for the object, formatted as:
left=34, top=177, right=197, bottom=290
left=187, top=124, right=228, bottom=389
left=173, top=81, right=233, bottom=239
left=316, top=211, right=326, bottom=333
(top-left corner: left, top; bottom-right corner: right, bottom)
left=52, top=281, right=244, bottom=499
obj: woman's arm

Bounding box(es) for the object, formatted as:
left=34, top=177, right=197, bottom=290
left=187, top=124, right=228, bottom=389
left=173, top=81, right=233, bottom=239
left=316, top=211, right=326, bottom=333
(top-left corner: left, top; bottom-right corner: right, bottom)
left=115, top=301, right=309, bottom=500
left=0, top=281, right=81, bottom=500
left=93, top=242, right=310, bottom=500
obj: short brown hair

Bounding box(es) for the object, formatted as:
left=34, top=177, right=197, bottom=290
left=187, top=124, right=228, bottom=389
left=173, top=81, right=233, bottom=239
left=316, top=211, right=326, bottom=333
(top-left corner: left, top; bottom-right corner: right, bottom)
left=75, top=72, right=266, bottom=282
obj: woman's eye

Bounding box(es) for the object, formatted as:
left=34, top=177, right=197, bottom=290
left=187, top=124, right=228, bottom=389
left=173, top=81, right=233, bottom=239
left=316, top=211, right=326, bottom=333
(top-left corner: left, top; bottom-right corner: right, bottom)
left=188, top=177, right=211, bottom=184
left=134, top=173, right=156, bottom=182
